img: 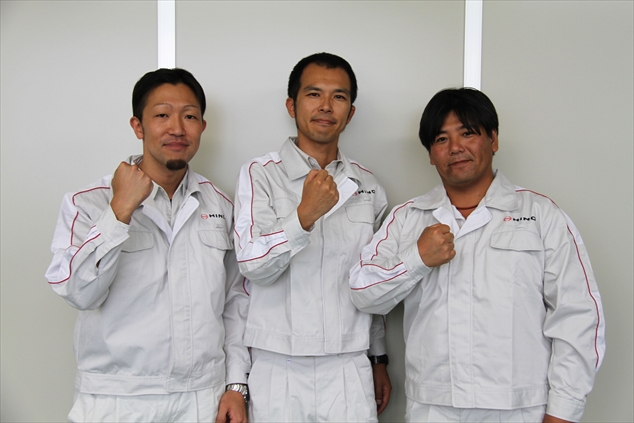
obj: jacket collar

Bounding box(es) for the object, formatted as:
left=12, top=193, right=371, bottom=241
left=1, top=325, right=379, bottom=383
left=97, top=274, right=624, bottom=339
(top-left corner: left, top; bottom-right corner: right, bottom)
left=411, top=170, right=519, bottom=213
left=279, top=137, right=363, bottom=184
left=124, top=155, right=201, bottom=205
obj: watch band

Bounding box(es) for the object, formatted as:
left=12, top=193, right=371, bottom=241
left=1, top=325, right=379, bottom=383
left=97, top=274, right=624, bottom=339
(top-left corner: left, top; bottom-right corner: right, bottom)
left=368, top=354, right=389, bottom=366
left=226, top=383, right=250, bottom=403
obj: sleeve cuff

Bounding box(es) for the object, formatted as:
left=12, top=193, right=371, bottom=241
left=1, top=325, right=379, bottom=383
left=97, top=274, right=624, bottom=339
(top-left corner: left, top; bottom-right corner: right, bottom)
left=225, top=365, right=250, bottom=385
left=546, top=391, right=586, bottom=422
left=401, top=243, right=432, bottom=280
left=281, top=209, right=311, bottom=253
left=95, top=206, right=130, bottom=249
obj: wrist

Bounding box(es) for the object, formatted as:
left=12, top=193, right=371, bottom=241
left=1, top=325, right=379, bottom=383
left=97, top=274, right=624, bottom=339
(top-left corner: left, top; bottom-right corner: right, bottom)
left=368, top=354, right=389, bottom=366
left=226, top=383, right=249, bottom=403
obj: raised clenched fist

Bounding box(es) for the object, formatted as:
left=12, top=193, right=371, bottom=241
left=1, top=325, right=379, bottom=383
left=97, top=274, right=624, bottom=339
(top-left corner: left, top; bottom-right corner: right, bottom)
left=417, top=223, right=456, bottom=267
left=110, top=162, right=153, bottom=224
left=297, top=169, right=339, bottom=230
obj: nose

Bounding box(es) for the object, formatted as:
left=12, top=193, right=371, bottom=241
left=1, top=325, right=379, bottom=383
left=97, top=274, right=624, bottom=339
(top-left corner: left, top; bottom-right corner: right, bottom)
left=168, top=115, right=185, bottom=136
left=448, top=135, right=464, bottom=154
left=319, top=97, right=333, bottom=113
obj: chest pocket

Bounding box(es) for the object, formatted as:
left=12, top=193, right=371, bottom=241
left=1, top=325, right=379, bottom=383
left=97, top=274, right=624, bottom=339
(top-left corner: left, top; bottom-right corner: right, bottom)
left=121, top=231, right=154, bottom=253
left=199, top=230, right=232, bottom=250
left=345, top=204, right=374, bottom=224
left=490, top=228, right=542, bottom=251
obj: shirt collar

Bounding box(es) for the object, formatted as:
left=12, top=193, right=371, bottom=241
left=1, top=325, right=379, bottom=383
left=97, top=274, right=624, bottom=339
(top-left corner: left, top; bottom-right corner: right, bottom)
left=411, top=170, right=519, bottom=212
left=279, top=137, right=361, bottom=184
left=125, top=155, right=199, bottom=202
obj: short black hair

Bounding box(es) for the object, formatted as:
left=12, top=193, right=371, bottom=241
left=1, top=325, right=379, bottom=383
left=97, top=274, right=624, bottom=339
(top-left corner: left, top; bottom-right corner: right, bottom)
left=418, top=88, right=499, bottom=152
left=287, top=52, right=358, bottom=104
left=132, top=68, right=206, bottom=120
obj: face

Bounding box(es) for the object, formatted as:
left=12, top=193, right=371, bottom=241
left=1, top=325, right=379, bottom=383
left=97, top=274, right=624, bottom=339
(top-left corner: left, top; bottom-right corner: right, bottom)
left=429, top=112, right=498, bottom=191
left=130, top=83, right=206, bottom=173
left=286, top=63, right=356, bottom=147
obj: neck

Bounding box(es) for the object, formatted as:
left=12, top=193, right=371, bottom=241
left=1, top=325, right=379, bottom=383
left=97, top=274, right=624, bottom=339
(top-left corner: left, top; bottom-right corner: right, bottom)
left=138, top=161, right=187, bottom=199
left=296, top=136, right=339, bottom=169
left=445, top=174, right=495, bottom=218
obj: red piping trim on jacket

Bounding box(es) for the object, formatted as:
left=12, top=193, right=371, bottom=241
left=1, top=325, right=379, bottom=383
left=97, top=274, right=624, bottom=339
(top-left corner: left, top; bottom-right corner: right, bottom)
left=199, top=181, right=233, bottom=206
left=247, top=159, right=281, bottom=239
left=70, top=186, right=110, bottom=245
left=351, top=270, right=408, bottom=290
left=350, top=161, right=373, bottom=174
left=371, top=201, right=413, bottom=260
left=517, top=188, right=601, bottom=368
left=48, top=231, right=102, bottom=284
left=237, top=240, right=288, bottom=263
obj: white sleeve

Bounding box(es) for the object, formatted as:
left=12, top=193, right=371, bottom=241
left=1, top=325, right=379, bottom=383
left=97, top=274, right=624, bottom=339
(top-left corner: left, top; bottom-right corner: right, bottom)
left=542, top=210, right=605, bottom=422
left=233, top=161, right=311, bottom=286
left=350, top=201, right=432, bottom=315
left=45, top=192, right=129, bottom=310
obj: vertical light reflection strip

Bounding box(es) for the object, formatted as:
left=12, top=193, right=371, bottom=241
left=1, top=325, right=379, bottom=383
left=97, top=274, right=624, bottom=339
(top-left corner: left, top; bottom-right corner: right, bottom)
left=157, top=0, right=176, bottom=68
left=464, top=0, right=483, bottom=89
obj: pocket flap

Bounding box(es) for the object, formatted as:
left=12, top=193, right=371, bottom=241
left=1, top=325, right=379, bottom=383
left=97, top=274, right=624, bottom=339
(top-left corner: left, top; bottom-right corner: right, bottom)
left=345, top=204, right=374, bottom=224
left=121, top=231, right=154, bottom=252
left=490, top=229, right=542, bottom=251
left=199, top=230, right=232, bottom=250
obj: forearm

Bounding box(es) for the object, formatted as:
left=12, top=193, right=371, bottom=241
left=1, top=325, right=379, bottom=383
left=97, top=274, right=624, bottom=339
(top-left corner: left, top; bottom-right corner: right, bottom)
left=46, top=204, right=128, bottom=310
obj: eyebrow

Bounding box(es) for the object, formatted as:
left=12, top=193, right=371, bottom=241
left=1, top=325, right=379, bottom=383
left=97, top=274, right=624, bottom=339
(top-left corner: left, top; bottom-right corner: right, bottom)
left=152, top=103, right=200, bottom=110
left=303, top=85, right=351, bottom=96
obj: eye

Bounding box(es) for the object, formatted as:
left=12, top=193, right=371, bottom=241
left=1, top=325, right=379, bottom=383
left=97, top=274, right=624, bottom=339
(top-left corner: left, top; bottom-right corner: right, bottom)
left=185, top=114, right=198, bottom=120
left=156, top=113, right=168, bottom=118
left=307, top=92, right=319, bottom=97
left=434, top=136, right=448, bottom=144
left=334, top=94, right=348, bottom=100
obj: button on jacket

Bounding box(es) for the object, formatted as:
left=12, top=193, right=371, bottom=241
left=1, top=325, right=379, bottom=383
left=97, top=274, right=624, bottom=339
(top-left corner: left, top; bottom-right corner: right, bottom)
left=235, top=138, right=388, bottom=356
left=349, top=171, right=604, bottom=422
left=46, top=156, right=250, bottom=395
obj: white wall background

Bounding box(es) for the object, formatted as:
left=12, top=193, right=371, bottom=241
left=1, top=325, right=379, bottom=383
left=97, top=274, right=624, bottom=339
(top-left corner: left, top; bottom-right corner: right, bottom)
left=1, top=1, right=632, bottom=422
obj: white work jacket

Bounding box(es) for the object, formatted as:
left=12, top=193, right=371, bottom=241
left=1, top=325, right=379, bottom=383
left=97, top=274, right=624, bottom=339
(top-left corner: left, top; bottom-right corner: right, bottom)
left=234, top=138, right=388, bottom=356
left=349, top=171, right=604, bottom=422
left=46, top=157, right=250, bottom=395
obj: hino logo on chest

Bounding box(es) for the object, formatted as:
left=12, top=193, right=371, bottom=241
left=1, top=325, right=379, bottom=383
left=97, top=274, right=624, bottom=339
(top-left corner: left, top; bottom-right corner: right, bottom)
left=504, top=215, right=536, bottom=222
left=201, top=213, right=225, bottom=220
left=356, top=189, right=375, bottom=195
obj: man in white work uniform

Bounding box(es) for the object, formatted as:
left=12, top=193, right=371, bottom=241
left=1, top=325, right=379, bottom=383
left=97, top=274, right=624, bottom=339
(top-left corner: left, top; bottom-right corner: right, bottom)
left=46, top=68, right=250, bottom=423
left=350, top=88, right=604, bottom=423
left=234, top=52, right=392, bottom=422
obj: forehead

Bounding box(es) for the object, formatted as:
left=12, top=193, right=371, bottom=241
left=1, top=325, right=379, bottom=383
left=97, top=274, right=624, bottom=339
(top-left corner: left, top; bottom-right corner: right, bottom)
left=145, top=83, right=199, bottom=108
left=299, top=64, right=351, bottom=91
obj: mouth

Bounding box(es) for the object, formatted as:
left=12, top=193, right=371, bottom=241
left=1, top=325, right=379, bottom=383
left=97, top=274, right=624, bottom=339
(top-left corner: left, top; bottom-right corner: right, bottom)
left=449, top=159, right=471, bottom=168
left=311, top=118, right=336, bottom=126
left=163, top=141, right=190, bottom=151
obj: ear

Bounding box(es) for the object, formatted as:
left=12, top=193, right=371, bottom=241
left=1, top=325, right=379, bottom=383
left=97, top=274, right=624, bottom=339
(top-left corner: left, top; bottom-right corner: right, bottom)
left=130, top=117, right=144, bottom=140
left=346, top=105, right=356, bottom=124
left=201, top=119, right=207, bottom=132
left=429, top=152, right=436, bottom=166
left=491, top=130, right=499, bottom=153
left=285, top=98, right=296, bottom=118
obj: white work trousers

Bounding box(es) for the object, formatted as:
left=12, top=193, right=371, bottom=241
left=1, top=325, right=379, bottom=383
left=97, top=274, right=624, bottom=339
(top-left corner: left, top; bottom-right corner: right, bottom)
left=248, top=348, right=378, bottom=422
left=68, top=385, right=224, bottom=422
left=405, top=400, right=547, bottom=423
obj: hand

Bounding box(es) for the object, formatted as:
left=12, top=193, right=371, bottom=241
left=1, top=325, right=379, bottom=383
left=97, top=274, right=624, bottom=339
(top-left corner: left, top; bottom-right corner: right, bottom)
left=110, top=162, right=153, bottom=224
left=543, top=414, right=573, bottom=423
left=215, top=390, right=247, bottom=423
left=372, top=363, right=392, bottom=415
left=297, top=169, right=339, bottom=230
left=417, top=223, right=455, bottom=267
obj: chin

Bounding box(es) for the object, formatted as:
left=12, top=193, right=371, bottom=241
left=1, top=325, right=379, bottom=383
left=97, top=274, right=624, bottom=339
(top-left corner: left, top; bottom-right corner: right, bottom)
left=166, top=159, right=188, bottom=171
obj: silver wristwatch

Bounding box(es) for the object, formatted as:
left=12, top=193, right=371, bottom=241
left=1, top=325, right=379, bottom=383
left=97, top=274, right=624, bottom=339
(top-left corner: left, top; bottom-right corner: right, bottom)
left=226, top=383, right=249, bottom=403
